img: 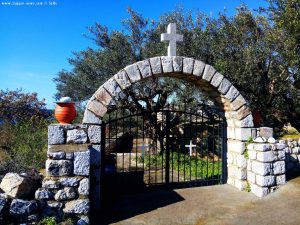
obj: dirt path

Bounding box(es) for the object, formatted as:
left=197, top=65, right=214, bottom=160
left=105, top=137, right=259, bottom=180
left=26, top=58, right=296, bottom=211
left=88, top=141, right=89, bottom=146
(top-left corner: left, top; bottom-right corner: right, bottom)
left=98, top=176, right=300, bottom=225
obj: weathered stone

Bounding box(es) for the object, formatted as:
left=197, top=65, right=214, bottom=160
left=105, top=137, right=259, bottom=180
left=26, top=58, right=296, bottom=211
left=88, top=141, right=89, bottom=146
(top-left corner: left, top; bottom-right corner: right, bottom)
left=67, top=129, right=88, bottom=144
left=77, top=216, right=89, bottom=225
left=227, top=140, right=246, bottom=154
left=66, top=152, right=74, bottom=160
left=247, top=171, right=256, bottom=184
left=9, top=199, right=38, bottom=218
left=276, top=174, right=286, bottom=185
left=268, top=137, right=276, bottom=144
left=256, top=151, right=277, bottom=162
left=0, top=195, right=8, bottom=214
left=248, top=150, right=257, bottom=160
left=63, top=199, right=89, bottom=214
left=193, top=60, right=205, bottom=76
left=94, top=87, right=114, bottom=107
left=237, top=105, right=251, bottom=120
left=210, top=72, right=224, bottom=88
left=54, top=187, right=77, bottom=201
left=149, top=57, right=162, bottom=75
left=60, top=177, right=82, bottom=187
left=74, top=151, right=90, bottom=176
left=259, top=127, right=273, bottom=139
left=114, top=70, right=131, bottom=90
left=228, top=166, right=246, bottom=180
left=218, top=78, right=231, bottom=95
left=273, top=161, right=285, bottom=175
left=89, top=145, right=101, bottom=166
left=237, top=114, right=254, bottom=128
left=277, top=150, right=285, bottom=160
left=46, top=201, right=63, bottom=209
left=161, top=56, right=173, bottom=73
left=82, top=109, right=102, bottom=125
left=124, top=63, right=141, bottom=83
left=48, top=125, right=65, bottom=145
left=47, top=152, right=66, bottom=160
left=46, top=160, right=73, bottom=177
left=252, top=161, right=271, bottom=175
left=254, top=144, right=271, bottom=151
left=231, top=95, right=246, bottom=111
left=236, top=155, right=247, bottom=168
left=225, top=85, right=240, bottom=102
left=183, top=57, right=194, bottom=74
left=0, top=173, right=34, bottom=198
left=235, top=128, right=253, bottom=141
left=254, top=137, right=267, bottom=143
left=227, top=152, right=233, bottom=164
left=103, top=78, right=122, bottom=97
left=35, top=188, right=54, bottom=200
left=42, top=180, right=61, bottom=189
left=202, top=65, right=216, bottom=82
left=87, top=100, right=107, bottom=118
left=137, top=59, right=152, bottom=78
left=78, top=178, right=89, bottom=196
left=251, top=183, right=269, bottom=197
left=256, top=175, right=275, bottom=187
left=292, top=147, right=300, bottom=154
left=87, top=125, right=101, bottom=144
left=172, top=56, right=183, bottom=72
left=234, top=179, right=247, bottom=191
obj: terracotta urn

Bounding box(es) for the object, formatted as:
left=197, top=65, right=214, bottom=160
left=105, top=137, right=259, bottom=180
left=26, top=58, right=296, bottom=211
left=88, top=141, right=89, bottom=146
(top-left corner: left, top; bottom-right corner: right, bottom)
left=54, top=97, right=76, bottom=124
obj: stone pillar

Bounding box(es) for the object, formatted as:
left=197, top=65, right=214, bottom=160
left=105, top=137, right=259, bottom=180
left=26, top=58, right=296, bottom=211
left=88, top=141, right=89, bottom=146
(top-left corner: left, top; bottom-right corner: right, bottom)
left=35, top=124, right=101, bottom=224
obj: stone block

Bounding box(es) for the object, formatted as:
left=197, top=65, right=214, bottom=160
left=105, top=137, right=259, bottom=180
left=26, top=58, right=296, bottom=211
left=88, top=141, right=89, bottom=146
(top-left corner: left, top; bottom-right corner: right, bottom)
left=66, top=152, right=74, bottom=160
left=256, top=151, right=277, bottom=162
left=193, top=60, right=205, bottom=76
left=237, top=114, right=254, bottom=128
left=273, top=161, right=285, bottom=175
left=42, top=180, right=61, bottom=189
left=82, top=109, right=102, bottom=124
left=248, top=150, right=256, bottom=160
left=247, top=159, right=252, bottom=170
left=87, top=99, right=107, bottom=118
left=251, top=183, right=269, bottom=197
left=89, top=145, right=101, bottom=166
left=237, top=105, right=252, bottom=120
left=259, top=127, right=273, bottom=139
left=63, top=199, right=89, bottom=214
left=183, top=57, right=194, bottom=74
left=227, top=140, right=245, bottom=154
left=247, top=171, right=256, bottom=184
left=94, top=87, right=114, bottom=107
left=67, top=129, right=88, bottom=144
left=276, top=143, right=286, bottom=150
left=227, top=177, right=235, bottom=186
left=74, top=151, right=90, bottom=176
left=78, top=178, right=89, bottom=196
left=276, top=174, right=286, bottom=185
left=103, top=78, right=122, bottom=98
left=234, top=179, right=247, bottom=191
left=231, top=95, right=246, bottom=111
left=87, top=125, right=101, bottom=144
left=46, top=160, right=73, bottom=177
left=202, top=65, right=216, bottom=82
left=9, top=199, right=38, bottom=218
left=114, top=70, right=131, bottom=90
left=292, top=147, right=300, bottom=154
left=256, top=175, right=275, bottom=187
left=77, top=216, right=89, bottom=225
left=235, top=128, right=253, bottom=141
left=277, top=150, right=285, bottom=160
left=251, top=161, right=271, bottom=176
left=47, top=152, right=66, bottom=160
left=228, top=166, right=246, bottom=180
left=124, top=63, right=141, bottom=83
left=210, top=72, right=224, bottom=88
left=236, top=155, right=247, bottom=169
left=161, top=56, right=173, bottom=73
left=227, top=152, right=233, bottom=164
left=35, top=188, right=54, bottom=201
left=60, top=177, right=82, bottom=187
left=150, top=57, right=162, bottom=75
left=225, top=85, right=239, bottom=102
left=254, top=143, right=272, bottom=152
left=48, top=125, right=65, bottom=145
left=55, top=187, right=77, bottom=201
left=137, top=59, right=152, bottom=78
left=218, top=78, right=231, bottom=95
left=227, top=127, right=235, bottom=139
left=172, top=56, right=183, bottom=72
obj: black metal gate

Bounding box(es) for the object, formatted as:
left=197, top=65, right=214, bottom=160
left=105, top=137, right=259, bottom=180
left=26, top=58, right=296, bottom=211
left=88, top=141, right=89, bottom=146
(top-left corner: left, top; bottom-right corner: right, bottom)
left=101, top=104, right=227, bottom=193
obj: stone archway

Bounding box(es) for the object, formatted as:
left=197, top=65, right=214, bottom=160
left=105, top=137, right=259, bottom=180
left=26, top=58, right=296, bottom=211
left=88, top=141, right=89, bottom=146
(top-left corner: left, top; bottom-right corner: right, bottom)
left=83, top=56, right=255, bottom=192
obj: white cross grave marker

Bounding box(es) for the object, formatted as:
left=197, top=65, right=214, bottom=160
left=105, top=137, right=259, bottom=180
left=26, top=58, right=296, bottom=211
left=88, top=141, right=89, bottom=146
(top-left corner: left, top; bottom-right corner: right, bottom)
left=185, top=140, right=197, bottom=156
left=161, top=23, right=183, bottom=56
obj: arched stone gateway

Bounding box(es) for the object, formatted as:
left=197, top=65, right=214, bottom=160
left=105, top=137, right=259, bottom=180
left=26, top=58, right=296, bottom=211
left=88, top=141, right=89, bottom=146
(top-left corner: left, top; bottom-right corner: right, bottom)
left=83, top=56, right=254, bottom=191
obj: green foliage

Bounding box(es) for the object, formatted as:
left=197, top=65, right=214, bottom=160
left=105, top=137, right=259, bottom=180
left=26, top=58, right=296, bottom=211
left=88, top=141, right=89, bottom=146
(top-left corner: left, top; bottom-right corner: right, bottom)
left=245, top=181, right=251, bottom=192
left=38, top=217, right=57, bottom=225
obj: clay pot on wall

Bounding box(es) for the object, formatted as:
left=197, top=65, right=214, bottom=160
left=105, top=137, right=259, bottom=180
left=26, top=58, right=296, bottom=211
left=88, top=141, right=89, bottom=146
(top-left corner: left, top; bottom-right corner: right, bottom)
left=54, top=97, right=76, bottom=124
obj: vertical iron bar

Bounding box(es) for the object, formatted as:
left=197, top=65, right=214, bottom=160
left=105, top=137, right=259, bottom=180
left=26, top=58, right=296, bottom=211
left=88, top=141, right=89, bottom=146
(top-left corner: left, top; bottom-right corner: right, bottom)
left=165, top=110, right=170, bottom=185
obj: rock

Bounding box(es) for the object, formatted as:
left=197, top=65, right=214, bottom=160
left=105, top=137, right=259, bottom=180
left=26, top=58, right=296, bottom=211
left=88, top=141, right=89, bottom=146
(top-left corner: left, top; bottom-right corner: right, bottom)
left=60, top=177, right=82, bottom=187
left=9, top=199, right=38, bottom=218
left=46, top=160, right=73, bottom=176
left=0, top=194, right=9, bottom=214
left=54, top=187, right=77, bottom=201
left=87, top=125, right=101, bottom=144
left=35, top=188, right=54, bottom=201
left=63, top=199, right=89, bottom=214
left=0, top=173, right=34, bottom=198
left=259, top=127, right=273, bottom=139
left=78, top=178, right=89, bottom=196
left=77, top=216, right=89, bottom=225
left=66, top=152, right=74, bottom=160
left=67, top=129, right=88, bottom=144
left=48, top=152, right=66, bottom=160
left=26, top=214, right=39, bottom=223
left=74, top=151, right=90, bottom=176
left=254, top=136, right=267, bottom=143
left=267, top=137, right=277, bottom=144
left=48, top=125, right=65, bottom=145
left=42, top=180, right=61, bottom=189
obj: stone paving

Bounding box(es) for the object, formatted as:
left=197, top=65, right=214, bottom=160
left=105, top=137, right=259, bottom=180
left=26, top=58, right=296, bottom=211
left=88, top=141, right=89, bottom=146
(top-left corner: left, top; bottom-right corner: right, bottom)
left=98, top=175, right=300, bottom=225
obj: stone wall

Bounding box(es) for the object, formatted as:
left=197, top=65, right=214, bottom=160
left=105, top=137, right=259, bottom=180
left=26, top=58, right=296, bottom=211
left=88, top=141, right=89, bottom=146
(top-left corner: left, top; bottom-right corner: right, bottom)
left=284, top=138, right=300, bottom=172
left=37, top=124, right=102, bottom=224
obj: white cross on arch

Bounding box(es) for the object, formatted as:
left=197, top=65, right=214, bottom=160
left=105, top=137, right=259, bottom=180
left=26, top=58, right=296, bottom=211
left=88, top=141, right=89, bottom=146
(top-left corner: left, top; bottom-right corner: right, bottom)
left=185, top=140, right=197, bottom=156
left=161, top=23, right=183, bottom=56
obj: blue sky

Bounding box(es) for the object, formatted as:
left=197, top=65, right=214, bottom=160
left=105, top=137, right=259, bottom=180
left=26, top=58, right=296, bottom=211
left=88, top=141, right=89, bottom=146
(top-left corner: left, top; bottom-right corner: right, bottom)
left=0, top=0, right=267, bottom=109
